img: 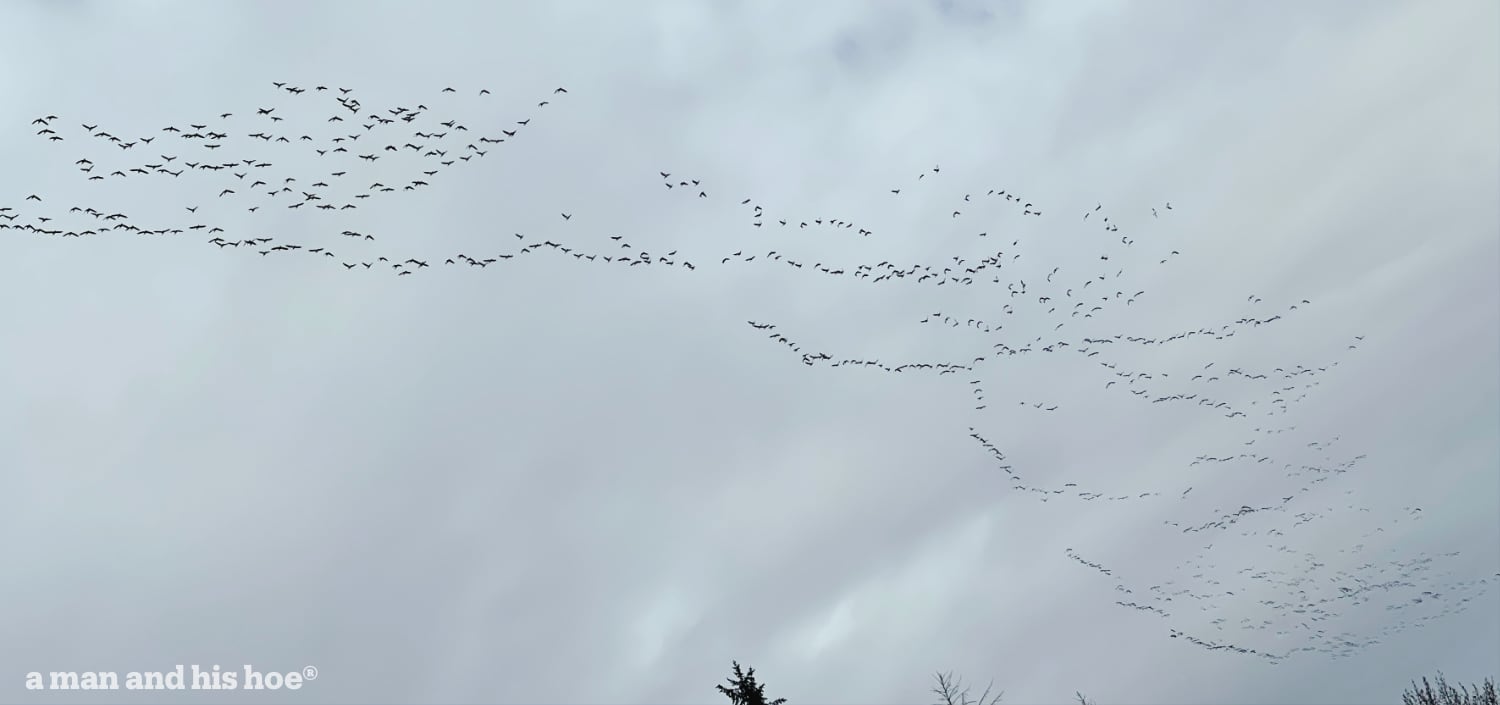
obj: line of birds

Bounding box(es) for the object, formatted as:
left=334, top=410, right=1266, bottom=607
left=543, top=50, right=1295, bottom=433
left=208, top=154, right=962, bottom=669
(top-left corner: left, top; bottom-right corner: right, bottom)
left=7, top=81, right=1486, bottom=667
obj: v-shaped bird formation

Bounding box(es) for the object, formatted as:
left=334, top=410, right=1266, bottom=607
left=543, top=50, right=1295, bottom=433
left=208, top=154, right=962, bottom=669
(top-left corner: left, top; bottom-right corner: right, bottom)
left=5, top=81, right=1489, bottom=665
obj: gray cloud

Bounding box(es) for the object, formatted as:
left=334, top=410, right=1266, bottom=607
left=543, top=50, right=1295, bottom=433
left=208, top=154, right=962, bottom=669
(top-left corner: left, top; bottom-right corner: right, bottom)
left=0, top=1, right=1495, bottom=703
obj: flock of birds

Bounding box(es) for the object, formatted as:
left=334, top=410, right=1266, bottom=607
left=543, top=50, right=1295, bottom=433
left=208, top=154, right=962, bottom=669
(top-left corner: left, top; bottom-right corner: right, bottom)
left=8, top=82, right=1492, bottom=667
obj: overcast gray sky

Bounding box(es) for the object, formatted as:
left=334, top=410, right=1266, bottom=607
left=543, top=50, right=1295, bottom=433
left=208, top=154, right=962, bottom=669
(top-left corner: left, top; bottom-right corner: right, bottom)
left=0, top=1, right=1496, bottom=704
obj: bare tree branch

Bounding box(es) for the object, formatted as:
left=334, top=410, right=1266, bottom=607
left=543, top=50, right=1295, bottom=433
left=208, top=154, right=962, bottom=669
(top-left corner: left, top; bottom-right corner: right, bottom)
left=1401, top=671, right=1498, bottom=705
left=931, top=671, right=1002, bottom=705
left=931, top=671, right=962, bottom=705
left=921, top=666, right=1493, bottom=705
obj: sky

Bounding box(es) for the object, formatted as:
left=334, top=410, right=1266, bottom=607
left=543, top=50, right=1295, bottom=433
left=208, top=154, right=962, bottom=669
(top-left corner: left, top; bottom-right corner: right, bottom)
left=0, top=1, right=1496, bottom=704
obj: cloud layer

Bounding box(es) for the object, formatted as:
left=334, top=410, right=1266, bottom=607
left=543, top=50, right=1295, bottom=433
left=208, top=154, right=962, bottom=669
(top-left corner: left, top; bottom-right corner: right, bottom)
left=0, top=1, right=1495, bottom=703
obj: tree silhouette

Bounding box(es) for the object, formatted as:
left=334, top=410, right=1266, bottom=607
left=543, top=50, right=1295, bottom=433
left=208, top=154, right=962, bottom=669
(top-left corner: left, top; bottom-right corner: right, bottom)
left=1402, top=672, right=1498, bottom=705
left=717, top=661, right=787, bottom=705
left=931, top=670, right=1004, bottom=705
left=715, top=664, right=1494, bottom=703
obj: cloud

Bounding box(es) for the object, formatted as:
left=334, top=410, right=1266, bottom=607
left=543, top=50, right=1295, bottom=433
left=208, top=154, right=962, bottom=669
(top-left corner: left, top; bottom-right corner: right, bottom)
left=0, top=1, right=1494, bottom=703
